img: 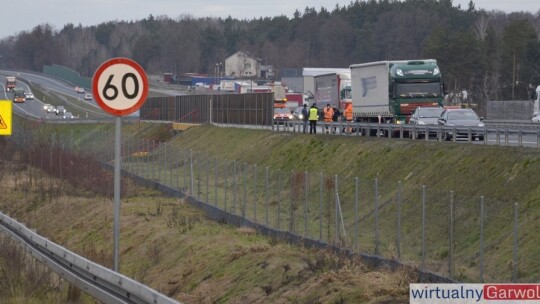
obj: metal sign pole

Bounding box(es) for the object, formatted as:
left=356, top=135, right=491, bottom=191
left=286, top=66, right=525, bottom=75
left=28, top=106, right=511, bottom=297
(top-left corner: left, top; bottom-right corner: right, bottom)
left=113, top=116, right=121, bottom=272
left=93, top=57, right=148, bottom=273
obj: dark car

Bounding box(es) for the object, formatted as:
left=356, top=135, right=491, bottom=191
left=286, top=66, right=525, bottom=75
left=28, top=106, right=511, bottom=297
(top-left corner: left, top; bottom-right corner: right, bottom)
left=408, top=107, right=444, bottom=138
left=273, top=108, right=293, bottom=125
left=438, top=108, right=485, bottom=141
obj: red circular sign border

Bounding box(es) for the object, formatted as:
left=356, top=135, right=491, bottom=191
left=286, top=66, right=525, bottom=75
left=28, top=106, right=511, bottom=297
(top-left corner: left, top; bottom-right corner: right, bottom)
left=92, top=57, right=149, bottom=116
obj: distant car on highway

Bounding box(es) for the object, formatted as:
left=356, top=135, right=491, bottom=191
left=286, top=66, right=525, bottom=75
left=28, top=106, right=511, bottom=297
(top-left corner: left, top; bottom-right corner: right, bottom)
left=84, top=93, right=93, bottom=100
left=75, top=86, right=85, bottom=94
left=24, top=91, right=34, bottom=100
left=56, top=106, right=66, bottom=115
left=43, top=104, right=53, bottom=111
left=63, top=112, right=74, bottom=119
left=408, top=106, right=444, bottom=138
left=47, top=105, right=56, bottom=114
left=438, top=108, right=485, bottom=141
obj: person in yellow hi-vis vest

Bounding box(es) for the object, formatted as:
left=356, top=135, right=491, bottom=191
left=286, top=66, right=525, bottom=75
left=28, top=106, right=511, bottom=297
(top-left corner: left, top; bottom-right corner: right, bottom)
left=308, top=103, right=319, bottom=134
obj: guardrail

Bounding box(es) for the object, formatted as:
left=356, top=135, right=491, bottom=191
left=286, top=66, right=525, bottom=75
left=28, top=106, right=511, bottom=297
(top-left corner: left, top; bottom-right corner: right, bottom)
left=270, top=120, right=540, bottom=148
left=0, top=212, right=181, bottom=304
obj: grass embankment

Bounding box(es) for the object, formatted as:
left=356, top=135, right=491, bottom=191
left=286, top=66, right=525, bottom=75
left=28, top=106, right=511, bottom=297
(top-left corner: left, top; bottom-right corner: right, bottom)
left=1, top=121, right=540, bottom=301
left=0, top=135, right=411, bottom=303
left=143, top=125, right=540, bottom=283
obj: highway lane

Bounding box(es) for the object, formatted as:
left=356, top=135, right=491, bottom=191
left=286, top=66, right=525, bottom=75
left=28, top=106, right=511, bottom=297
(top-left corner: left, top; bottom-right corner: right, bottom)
left=0, top=71, right=110, bottom=119
left=3, top=70, right=540, bottom=148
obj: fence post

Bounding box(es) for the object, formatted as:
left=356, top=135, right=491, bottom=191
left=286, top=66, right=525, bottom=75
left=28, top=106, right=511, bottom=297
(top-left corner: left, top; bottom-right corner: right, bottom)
left=421, top=185, right=426, bottom=280
left=374, top=178, right=379, bottom=256
left=197, top=150, right=201, bottom=198
left=224, top=159, right=228, bottom=212
left=242, top=162, right=247, bottom=218
left=183, top=149, right=187, bottom=191
left=163, top=142, right=166, bottom=184
left=206, top=154, right=209, bottom=203
left=449, top=190, right=454, bottom=279
left=290, top=170, right=294, bottom=233
left=335, top=175, right=339, bottom=245
left=355, top=177, right=359, bottom=252
left=214, top=157, right=218, bottom=207
left=277, top=169, right=281, bottom=230
left=319, top=172, right=323, bottom=241
left=513, top=203, right=519, bottom=283
left=480, top=195, right=484, bottom=282
left=233, top=160, right=237, bottom=215
left=304, top=171, right=308, bottom=237
left=265, top=167, right=269, bottom=226
left=254, top=165, right=258, bottom=223
left=397, top=181, right=402, bottom=259
left=189, top=149, right=195, bottom=196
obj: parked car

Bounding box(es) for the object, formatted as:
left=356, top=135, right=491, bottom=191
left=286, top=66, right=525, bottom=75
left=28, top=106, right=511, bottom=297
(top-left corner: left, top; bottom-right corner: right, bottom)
left=438, top=108, right=485, bottom=141
left=408, top=106, right=444, bottom=139
left=532, top=112, right=540, bottom=123
left=273, top=107, right=293, bottom=125
left=56, top=106, right=66, bottom=115
left=84, top=93, right=93, bottom=100
left=292, top=107, right=305, bottom=120
left=63, top=112, right=74, bottom=119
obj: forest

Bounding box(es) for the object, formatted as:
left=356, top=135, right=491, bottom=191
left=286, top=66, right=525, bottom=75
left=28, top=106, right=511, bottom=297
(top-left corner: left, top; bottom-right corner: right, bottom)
left=0, top=0, right=539, bottom=106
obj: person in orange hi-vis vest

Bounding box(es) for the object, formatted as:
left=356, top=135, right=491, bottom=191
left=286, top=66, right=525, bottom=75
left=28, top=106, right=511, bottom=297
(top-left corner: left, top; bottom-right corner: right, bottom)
left=323, top=104, right=334, bottom=134
left=344, top=102, right=353, bottom=134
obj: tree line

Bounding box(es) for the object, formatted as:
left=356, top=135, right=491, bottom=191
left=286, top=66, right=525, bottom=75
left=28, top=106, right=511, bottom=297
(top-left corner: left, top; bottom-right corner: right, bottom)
left=1, top=0, right=539, bottom=108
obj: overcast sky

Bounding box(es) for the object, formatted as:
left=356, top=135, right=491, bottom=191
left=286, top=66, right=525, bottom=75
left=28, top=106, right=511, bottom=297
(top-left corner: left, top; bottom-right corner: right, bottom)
left=1, top=0, right=538, bottom=40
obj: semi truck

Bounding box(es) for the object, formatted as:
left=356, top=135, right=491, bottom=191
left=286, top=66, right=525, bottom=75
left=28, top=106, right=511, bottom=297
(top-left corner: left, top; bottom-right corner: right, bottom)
left=5, top=76, right=16, bottom=92
left=350, top=59, right=444, bottom=125
left=314, top=72, right=351, bottom=110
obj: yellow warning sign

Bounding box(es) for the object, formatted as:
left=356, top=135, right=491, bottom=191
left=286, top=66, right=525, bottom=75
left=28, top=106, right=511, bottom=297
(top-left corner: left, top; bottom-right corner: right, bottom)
left=0, top=100, right=13, bottom=136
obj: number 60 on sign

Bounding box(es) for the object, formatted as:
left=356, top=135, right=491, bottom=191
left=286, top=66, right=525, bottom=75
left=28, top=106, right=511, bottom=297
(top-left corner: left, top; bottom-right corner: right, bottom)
left=92, top=58, right=149, bottom=116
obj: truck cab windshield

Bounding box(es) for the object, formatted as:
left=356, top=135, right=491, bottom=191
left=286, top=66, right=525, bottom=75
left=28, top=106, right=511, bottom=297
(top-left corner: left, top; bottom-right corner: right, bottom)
left=395, top=82, right=441, bottom=98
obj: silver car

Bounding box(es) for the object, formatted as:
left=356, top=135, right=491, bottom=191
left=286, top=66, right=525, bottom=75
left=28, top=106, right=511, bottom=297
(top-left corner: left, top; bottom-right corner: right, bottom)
left=438, top=108, right=485, bottom=141
left=408, top=107, right=444, bottom=138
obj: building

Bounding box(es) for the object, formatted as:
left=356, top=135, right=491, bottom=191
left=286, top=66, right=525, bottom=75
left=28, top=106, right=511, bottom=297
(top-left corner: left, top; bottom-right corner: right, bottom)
left=225, top=51, right=261, bottom=78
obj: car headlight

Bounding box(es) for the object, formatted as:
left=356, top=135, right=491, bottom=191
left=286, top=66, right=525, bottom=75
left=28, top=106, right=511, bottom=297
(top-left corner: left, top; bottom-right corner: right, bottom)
left=299, top=114, right=303, bottom=119
left=478, top=122, right=485, bottom=127
left=433, top=67, right=440, bottom=75
left=396, top=68, right=404, bottom=76
left=288, top=115, right=294, bottom=119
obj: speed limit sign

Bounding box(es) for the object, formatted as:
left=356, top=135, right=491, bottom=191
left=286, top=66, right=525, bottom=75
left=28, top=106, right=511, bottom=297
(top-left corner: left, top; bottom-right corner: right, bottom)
left=92, top=58, right=149, bottom=116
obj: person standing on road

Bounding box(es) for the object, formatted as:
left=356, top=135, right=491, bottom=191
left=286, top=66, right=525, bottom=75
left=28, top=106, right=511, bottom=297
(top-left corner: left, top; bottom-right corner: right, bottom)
left=301, top=104, right=309, bottom=133
left=332, top=107, right=341, bottom=134
left=323, top=104, right=334, bottom=134
left=344, top=101, right=353, bottom=134
left=309, top=103, right=319, bottom=134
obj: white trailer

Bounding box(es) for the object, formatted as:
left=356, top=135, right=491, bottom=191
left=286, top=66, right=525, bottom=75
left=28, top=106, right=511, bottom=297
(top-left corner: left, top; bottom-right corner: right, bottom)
left=350, top=59, right=442, bottom=124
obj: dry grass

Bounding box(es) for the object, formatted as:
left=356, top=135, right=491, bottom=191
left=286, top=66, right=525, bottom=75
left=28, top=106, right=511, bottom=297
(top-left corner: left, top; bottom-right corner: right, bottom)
left=0, top=155, right=411, bottom=303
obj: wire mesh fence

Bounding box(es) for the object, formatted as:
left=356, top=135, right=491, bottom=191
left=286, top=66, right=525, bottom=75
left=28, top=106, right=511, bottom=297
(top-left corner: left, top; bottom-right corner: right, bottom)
left=6, top=123, right=531, bottom=284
